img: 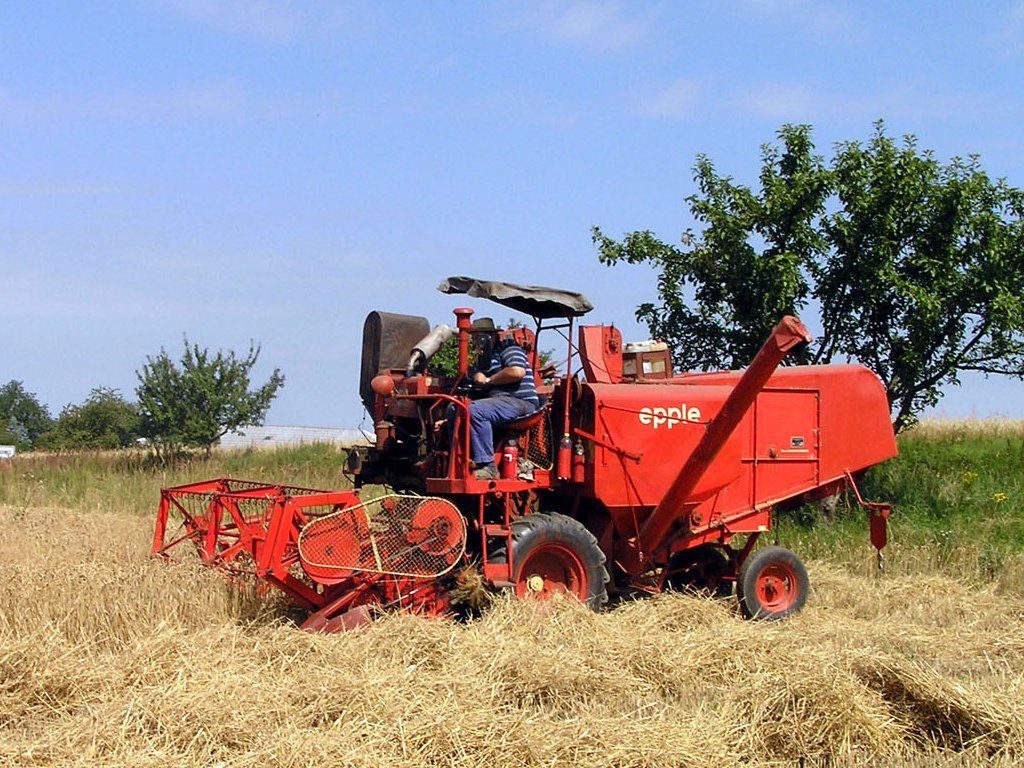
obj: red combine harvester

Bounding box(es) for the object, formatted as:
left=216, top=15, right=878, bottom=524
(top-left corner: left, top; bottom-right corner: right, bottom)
left=153, top=277, right=897, bottom=631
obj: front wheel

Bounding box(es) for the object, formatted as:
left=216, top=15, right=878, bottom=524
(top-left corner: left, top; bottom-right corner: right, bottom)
left=496, top=512, right=609, bottom=610
left=736, top=546, right=809, bottom=620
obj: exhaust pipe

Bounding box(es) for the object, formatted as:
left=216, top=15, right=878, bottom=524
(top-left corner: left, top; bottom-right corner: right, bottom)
left=406, top=324, right=456, bottom=375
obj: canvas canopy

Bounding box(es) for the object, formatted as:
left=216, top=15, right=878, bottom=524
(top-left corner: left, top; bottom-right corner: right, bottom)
left=437, top=276, right=593, bottom=319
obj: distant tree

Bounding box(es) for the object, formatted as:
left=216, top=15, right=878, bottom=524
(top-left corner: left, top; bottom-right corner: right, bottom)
left=0, top=380, right=53, bottom=450
left=594, top=122, right=1024, bottom=431
left=135, top=338, right=284, bottom=459
left=38, top=388, right=140, bottom=450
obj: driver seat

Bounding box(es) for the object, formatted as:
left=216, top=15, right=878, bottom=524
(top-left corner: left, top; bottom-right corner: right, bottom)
left=494, top=399, right=552, bottom=470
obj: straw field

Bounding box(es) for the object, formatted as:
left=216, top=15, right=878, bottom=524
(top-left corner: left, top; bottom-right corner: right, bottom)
left=1, top=428, right=1023, bottom=767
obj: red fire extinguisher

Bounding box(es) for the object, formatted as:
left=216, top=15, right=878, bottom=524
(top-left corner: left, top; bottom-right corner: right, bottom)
left=556, top=433, right=572, bottom=480
left=571, top=439, right=586, bottom=483
left=501, top=438, right=519, bottom=479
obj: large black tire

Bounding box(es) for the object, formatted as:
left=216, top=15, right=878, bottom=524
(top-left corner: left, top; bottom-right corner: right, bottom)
left=736, top=545, right=809, bottom=620
left=494, top=512, right=609, bottom=610
left=665, top=545, right=733, bottom=598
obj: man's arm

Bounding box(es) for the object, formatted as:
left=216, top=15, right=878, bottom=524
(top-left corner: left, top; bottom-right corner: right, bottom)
left=473, top=366, right=525, bottom=386
left=473, top=344, right=526, bottom=386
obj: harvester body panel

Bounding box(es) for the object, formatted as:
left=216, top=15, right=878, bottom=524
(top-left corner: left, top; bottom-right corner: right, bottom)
left=579, top=364, right=896, bottom=546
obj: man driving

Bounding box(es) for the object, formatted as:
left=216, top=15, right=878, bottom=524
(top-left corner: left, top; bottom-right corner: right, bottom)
left=465, top=319, right=539, bottom=480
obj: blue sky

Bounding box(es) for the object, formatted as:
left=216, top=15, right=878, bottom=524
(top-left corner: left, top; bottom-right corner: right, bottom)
left=3, top=1, right=1024, bottom=427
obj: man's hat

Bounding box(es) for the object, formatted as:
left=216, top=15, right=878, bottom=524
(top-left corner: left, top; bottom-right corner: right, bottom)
left=471, top=317, right=497, bottom=332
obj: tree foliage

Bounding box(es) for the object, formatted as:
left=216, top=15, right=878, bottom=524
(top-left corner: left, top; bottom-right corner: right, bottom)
left=38, top=388, right=140, bottom=450
left=0, top=380, right=53, bottom=450
left=594, top=123, right=1024, bottom=431
left=427, top=318, right=555, bottom=379
left=427, top=335, right=461, bottom=378
left=135, top=339, right=284, bottom=458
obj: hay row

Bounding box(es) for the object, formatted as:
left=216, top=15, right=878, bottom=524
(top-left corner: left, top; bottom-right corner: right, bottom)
left=0, top=506, right=1022, bottom=767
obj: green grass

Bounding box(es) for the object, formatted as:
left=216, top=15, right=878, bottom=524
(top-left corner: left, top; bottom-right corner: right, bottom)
left=0, top=443, right=355, bottom=516
left=3, top=424, right=1023, bottom=591
left=781, top=422, right=1024, bottom=591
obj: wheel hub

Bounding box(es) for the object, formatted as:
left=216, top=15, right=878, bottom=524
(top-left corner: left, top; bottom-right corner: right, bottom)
left=515, top=542, right=588, bottom=601
left=756, top=564, right=796, bottom=610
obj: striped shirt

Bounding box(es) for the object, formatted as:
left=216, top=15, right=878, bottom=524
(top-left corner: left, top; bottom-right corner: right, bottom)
left=485, top=339, right=539, bottom=406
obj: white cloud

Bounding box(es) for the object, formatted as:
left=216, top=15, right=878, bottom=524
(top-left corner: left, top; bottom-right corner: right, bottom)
left=736, top=80, right=1018, bottom=125
left=149, top=0, right=347, bottom=45
left=513, top=1, right=656, bottom=51
left=739, top=82, right=816, bottom=121
left=0, top=82, right=343, bottom=125
left=0, top=181, right=128, bottom=198
left=738, top=0, right=856, bottom=38
left=636, top=77, right=701, bottom=119
left=95, top=82, right=251, bottom=120
left=996, top=1, right=1024, bottom=55
left=468, top=87, right=581, bottom=130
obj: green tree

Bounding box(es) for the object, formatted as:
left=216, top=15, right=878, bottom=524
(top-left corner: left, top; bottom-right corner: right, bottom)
left=38, top=388, right=140, bottom=450
left=427, top=319, right=555, bottom=379
left=135, top=338, right=284, bottom=459
left=0, top=380, right=53, bottom=450
left=427, top=335, right=461, bottom=378
left=595, top=123, right=1024, bottom=431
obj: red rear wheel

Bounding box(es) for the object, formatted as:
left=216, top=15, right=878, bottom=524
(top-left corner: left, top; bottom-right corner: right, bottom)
left=497, top=512, right=609, bottom=609
left=737, top=545, right=809, bottom=620
left=753, top=561, right=799, bottom=612
left=515, top=542, right=588, bottom=600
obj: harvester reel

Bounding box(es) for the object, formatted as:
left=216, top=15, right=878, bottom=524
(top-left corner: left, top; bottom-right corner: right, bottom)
left=295, top=508, right=371, bottom=582
left=407, top=499, right=464, bottom=561
left=154, top=479, right=316, bottom=577
left=298, top=494, right=467, bottom=583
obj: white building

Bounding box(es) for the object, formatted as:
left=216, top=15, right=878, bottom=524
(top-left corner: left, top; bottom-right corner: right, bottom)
left=0, top=445, right=15, bottom=460
left=218, top=425, right=371, bottom=450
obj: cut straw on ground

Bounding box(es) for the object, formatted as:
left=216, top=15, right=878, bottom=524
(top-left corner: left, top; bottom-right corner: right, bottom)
left=1, top=504, right=1022, bottom=767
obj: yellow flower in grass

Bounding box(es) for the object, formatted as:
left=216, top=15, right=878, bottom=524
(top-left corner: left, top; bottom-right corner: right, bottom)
left=962, top=471, right=979, bottom=486
left=992, top=492, right=1008, bottom=504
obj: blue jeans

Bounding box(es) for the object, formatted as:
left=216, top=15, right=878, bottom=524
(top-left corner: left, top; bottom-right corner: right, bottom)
left=453, top=396, right=536, bottom=466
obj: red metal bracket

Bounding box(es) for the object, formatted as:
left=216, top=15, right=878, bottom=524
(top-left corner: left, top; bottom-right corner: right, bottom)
left=844, top=470, right=892, bottom=569
left=574, top=427, right=642, bottom=462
